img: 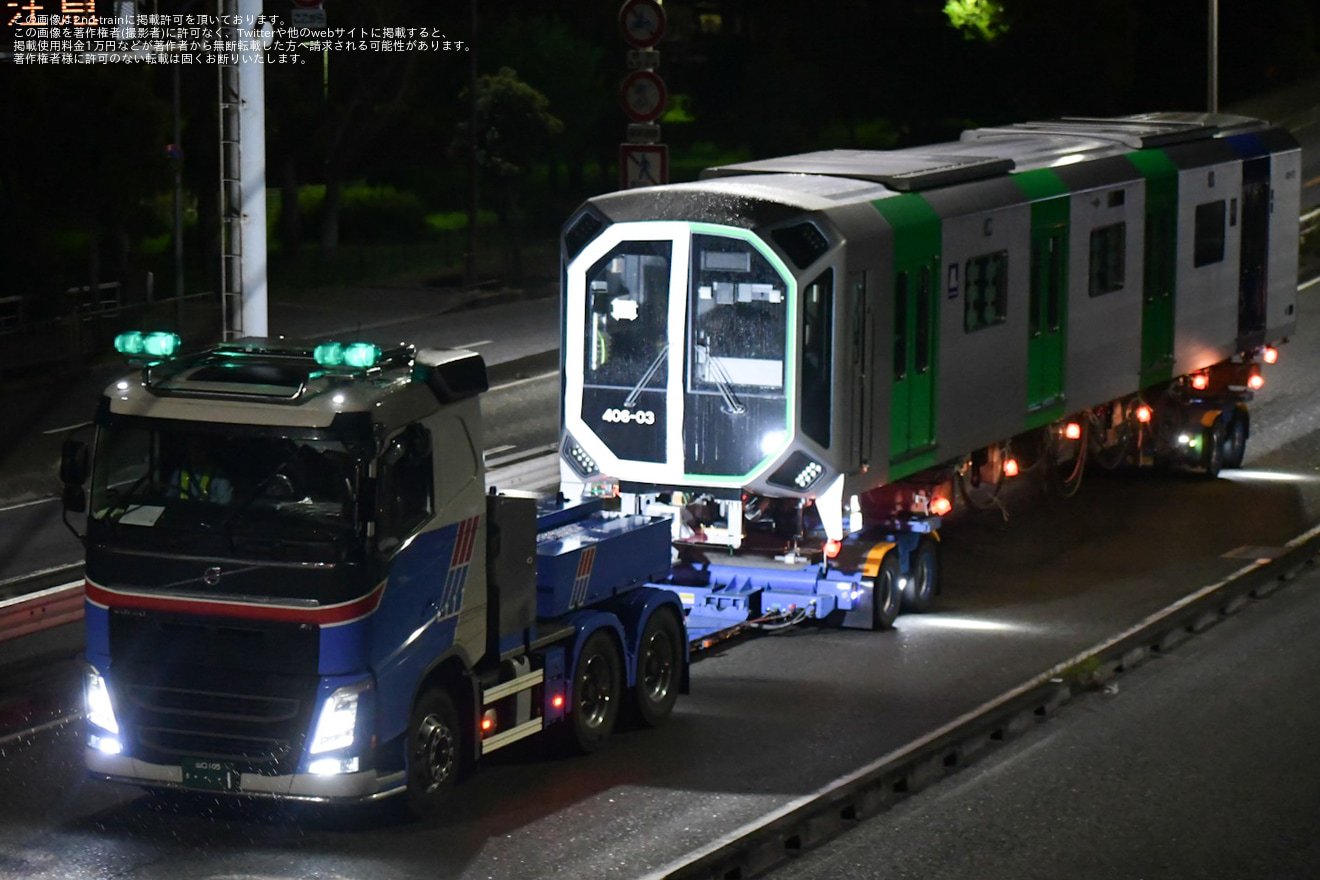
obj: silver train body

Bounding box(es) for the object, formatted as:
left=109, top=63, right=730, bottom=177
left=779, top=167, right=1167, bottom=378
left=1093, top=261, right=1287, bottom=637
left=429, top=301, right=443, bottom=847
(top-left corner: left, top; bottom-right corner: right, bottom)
left=558, top=114, right=1301, bottom=545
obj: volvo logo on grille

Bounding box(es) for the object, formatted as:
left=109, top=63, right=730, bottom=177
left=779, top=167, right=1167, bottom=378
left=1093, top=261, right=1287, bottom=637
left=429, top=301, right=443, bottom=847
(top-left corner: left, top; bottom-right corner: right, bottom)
left=203, top=567, right=222, bottom=587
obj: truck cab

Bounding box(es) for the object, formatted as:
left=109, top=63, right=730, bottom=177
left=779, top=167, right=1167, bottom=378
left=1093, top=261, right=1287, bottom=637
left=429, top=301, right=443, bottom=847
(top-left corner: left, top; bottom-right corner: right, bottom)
left=64, top=333, right=685, bottom=815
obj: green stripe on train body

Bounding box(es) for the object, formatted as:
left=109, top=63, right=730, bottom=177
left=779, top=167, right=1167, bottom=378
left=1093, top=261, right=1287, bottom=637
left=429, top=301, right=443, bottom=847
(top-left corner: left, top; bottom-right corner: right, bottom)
left=873, top=194, right=942, bottom=469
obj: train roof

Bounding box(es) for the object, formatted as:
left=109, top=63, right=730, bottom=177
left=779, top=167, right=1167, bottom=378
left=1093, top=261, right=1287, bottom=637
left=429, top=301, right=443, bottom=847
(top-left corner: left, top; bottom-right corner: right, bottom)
left=699, top=112, right=1276, bottom=194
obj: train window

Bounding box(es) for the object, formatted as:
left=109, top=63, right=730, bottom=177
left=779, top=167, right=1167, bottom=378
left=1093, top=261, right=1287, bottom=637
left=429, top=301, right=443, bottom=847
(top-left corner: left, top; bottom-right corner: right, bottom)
left=689, top=234, right=788, bottom=393
left=1194, top=200, right=1227, bottom=267
left=964, top=251, right=1008, bottom=333
left=1088, top=222, right=1126, bottom=296
left=916, top=267, right=932, bottom=372
left=801, top=270, right=833, bottom=446
left=893, top=272, right=908, bottom=380
left=582, top=241, right=672, bottom=387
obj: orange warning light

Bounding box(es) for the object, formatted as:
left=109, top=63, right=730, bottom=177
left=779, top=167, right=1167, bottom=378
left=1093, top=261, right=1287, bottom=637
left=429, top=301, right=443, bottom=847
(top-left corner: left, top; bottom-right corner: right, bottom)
left=930, top=496, right=953, bottom=516
left=1135, top=405, right=1153, bottom=423
left=1064, top=422, right=1082, bottom=440
left=823, top=539, right=842, bottom=559
left=1003, top=459, right=1020, bottom=478
left=1263, top=347, right=1279, bottom=364
left=1191, top=374, right=1209, bottom=391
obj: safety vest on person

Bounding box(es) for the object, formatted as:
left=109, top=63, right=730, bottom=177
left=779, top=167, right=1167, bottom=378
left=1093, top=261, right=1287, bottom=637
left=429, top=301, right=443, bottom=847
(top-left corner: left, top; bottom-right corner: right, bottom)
left=179, top=469, right=213, bottom=500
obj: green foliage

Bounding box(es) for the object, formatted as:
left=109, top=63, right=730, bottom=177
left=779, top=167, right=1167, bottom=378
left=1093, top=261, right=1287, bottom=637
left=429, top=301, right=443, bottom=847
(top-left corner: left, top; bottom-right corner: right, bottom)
left=817, top=118, right=902, bottom=150
left=661, top=95, right=697, bottom=125
left=425, top=210, right=498, bottom=232
left=461, top=67, right=564, bottom=179
left=944, top=0, right=1009, bottom=41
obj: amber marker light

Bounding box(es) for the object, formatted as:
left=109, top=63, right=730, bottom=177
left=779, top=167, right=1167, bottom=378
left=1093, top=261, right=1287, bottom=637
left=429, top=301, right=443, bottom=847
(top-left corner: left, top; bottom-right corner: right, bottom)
left=552, top=695, right=565, bottom=709
left=1264, top=347, right=1279, bottom=364
left=1064, top=422, right=1082, bottom=440
left=1249, top=373, right=1265, bottom=390
left=1135, top=405, right=1153, bottom=423
left=1191, top=374, right=1209, bottom=391
left=930, top=496, right=953, bottom=516
left=1003, top=459, right=1020, bottom=478
left=823, top=539, right=842, bottom=559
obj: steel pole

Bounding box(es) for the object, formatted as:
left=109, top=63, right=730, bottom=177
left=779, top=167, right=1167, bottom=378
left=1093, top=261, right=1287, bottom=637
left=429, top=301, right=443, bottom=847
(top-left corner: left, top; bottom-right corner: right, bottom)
left=1208, top=0, right=1219, bottom=113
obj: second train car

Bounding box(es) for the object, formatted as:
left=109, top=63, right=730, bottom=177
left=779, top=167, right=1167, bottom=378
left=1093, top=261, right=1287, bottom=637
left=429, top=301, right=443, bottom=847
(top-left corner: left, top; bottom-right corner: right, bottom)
left=558, top=113, right=1300, bottom=591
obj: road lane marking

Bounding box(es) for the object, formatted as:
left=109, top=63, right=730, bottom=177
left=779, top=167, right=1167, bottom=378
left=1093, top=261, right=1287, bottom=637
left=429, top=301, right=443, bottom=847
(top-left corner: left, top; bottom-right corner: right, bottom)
left=0, top=713, right=80, bottom=751
left=40, top=421, right=91, bottom=435
left=455, top=339, right=493, bottom=348
left=0, top=497, right=60, bottom=514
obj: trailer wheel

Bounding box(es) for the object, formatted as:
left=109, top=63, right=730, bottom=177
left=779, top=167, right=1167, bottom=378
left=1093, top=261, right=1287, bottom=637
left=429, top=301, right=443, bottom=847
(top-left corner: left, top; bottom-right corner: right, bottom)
left=633, top=608, right=683, bottom=728
left=1223, top=416, right=1248, bottom=469
left=404, top=688, right=461, bottom=819
left=568, top=630, right=622, bottom=753
left=902, top=538, right=940, bottom=614
left=872, top=559, right=901, bottom=630
left=1202, top=423, right=1224, bottom=479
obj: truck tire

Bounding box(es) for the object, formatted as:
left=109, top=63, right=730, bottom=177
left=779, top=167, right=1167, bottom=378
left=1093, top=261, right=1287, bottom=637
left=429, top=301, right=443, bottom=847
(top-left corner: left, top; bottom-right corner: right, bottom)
left=901, top=538, right=940, bottom=614
left=872, top=559, right=901, bottom=631
left=404, top=688, right=461, bottom=819
left=632, top=608, right=683, bottom=728
left=1202, top=423, right=1224, bottom=479
left=1223, top=416, right=1247, bottom=469
left=568, top=630, right=622, bottom=753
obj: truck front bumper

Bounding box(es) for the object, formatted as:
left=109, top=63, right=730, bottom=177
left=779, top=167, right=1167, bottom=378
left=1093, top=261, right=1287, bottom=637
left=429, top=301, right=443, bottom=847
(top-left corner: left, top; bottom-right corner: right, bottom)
left=86, top=748, right=406, bottom=803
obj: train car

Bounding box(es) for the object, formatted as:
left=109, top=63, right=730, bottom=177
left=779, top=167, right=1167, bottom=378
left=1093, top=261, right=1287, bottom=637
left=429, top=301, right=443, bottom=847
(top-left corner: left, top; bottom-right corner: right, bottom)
left=557, top=113, right=1301, bottom=560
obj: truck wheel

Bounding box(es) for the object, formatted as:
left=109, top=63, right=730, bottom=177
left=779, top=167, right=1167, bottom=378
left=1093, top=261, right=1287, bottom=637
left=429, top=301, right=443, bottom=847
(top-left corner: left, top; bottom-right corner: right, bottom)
left=633, top=608, right=683, bottom=728
left=568, top=630, right=622, bottom=753
left=1223, top=417, right=1247, bottom=469
left=1202, top=424, right=1224, bottom=479
left=902, top=538, right=940, bottom=614
left=404, top=688, right=461, bottom=819
left=872, top=558, right=901, bottom=630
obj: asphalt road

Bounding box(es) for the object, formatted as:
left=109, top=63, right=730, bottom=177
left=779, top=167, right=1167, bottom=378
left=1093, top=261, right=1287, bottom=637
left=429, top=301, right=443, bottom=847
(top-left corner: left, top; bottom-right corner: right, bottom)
left=766, top=556, right=1320, bottom=880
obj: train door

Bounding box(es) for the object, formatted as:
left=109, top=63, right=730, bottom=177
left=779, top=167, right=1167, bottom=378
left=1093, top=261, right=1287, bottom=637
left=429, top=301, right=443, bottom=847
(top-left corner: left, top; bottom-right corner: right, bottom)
left=1141, top=193, right=1177, bottom=386
left=890, top=259, right=938, bottom=460
left=1237, top=156, right=1270, bottom=347
left=1127, top=150, right=1179, bottom=388
left=1027, top=220, right=1068, bottom=414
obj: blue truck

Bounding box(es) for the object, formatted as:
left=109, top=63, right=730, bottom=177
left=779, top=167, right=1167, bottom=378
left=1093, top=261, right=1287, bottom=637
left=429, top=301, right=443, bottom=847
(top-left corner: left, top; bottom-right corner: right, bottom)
left=59, top=333, right=909, bottom=814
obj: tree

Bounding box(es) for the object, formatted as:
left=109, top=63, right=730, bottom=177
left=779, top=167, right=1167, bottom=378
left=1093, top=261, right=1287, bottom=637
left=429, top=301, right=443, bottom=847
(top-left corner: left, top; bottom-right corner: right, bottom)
left=455, top=67, right=562, bottom=284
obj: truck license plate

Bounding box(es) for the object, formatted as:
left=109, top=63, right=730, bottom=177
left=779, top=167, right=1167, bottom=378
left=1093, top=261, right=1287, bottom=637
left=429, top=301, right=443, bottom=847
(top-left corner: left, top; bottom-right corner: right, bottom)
left=182, top=758, right=238, bottom=792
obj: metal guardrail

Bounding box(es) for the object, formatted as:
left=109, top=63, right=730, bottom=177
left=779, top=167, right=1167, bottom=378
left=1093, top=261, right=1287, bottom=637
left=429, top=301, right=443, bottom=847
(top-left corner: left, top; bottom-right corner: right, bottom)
left=0, top=292, right=220, bottom=377
left=1302, top=206, right=1320, bottom=238
left=0, top=578, right=84, bottom=644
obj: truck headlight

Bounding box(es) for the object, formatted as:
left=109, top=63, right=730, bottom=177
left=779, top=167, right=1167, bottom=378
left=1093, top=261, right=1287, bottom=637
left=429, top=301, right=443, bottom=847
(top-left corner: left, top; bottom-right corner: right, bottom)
left=84, top=668, right=119, bottom=735
left=310, top=686, right=361, bottom=754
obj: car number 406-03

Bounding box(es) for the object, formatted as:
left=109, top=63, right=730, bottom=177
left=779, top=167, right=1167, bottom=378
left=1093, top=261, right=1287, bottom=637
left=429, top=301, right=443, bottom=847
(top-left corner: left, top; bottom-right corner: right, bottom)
left=601, top=408, right=656, bottom=425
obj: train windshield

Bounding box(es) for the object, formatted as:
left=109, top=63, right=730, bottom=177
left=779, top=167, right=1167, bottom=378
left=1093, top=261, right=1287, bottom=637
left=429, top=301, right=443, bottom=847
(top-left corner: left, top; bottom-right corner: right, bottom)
left=582, top=240, right=673, bottom=390
left=688, top=234, right=788, bottom=401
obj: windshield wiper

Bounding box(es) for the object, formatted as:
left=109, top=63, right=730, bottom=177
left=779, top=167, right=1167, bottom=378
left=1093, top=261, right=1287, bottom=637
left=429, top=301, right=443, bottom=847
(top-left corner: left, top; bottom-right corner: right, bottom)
left=623, top=342, right=669, bottom=409
left=705, top=353, right=746, bottom=415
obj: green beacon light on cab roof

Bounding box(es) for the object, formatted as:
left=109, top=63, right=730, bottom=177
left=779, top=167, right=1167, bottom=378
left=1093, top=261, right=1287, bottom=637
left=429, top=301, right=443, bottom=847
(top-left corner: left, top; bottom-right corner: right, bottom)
left=115, top=331, right=181, bottom=359
left=315, top=341, right=381, bottom=369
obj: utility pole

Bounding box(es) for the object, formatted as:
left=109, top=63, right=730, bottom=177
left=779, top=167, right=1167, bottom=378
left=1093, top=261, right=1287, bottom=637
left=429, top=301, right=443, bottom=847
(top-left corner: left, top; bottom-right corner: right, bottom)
left=1207, top=0, right=1219, bottom=113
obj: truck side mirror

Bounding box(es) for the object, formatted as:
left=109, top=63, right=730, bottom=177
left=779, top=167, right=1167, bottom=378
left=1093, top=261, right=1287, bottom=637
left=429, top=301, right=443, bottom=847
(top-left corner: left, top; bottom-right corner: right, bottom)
left=62, top=484, right=87, bottom=513
left=60, top=439, right=89, bottom=487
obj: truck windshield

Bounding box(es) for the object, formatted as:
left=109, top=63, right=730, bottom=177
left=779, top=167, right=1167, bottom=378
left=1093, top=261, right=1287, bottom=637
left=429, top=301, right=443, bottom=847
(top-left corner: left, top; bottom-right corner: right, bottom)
left=90, top=420, right=362, bottom=557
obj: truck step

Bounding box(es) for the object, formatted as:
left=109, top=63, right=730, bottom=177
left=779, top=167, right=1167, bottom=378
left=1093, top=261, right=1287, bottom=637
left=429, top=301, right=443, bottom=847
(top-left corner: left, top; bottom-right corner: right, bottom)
left=483, top=669, right=544, bottom=705
left=481, top=718, right=545, bottom=755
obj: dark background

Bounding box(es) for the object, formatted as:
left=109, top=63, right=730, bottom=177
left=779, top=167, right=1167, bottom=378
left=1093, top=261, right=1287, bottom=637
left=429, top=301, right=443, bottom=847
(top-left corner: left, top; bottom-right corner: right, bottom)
left=1, top=0, right=1316, bottom=304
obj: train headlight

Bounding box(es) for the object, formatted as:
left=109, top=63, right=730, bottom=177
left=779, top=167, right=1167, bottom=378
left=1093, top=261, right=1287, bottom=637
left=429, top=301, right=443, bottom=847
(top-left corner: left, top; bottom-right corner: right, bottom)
left=760, top=431, right=787, bottom=455
left=562, top=434, right=600, bottom=478
left=84, top=667, right=119, bottom=735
